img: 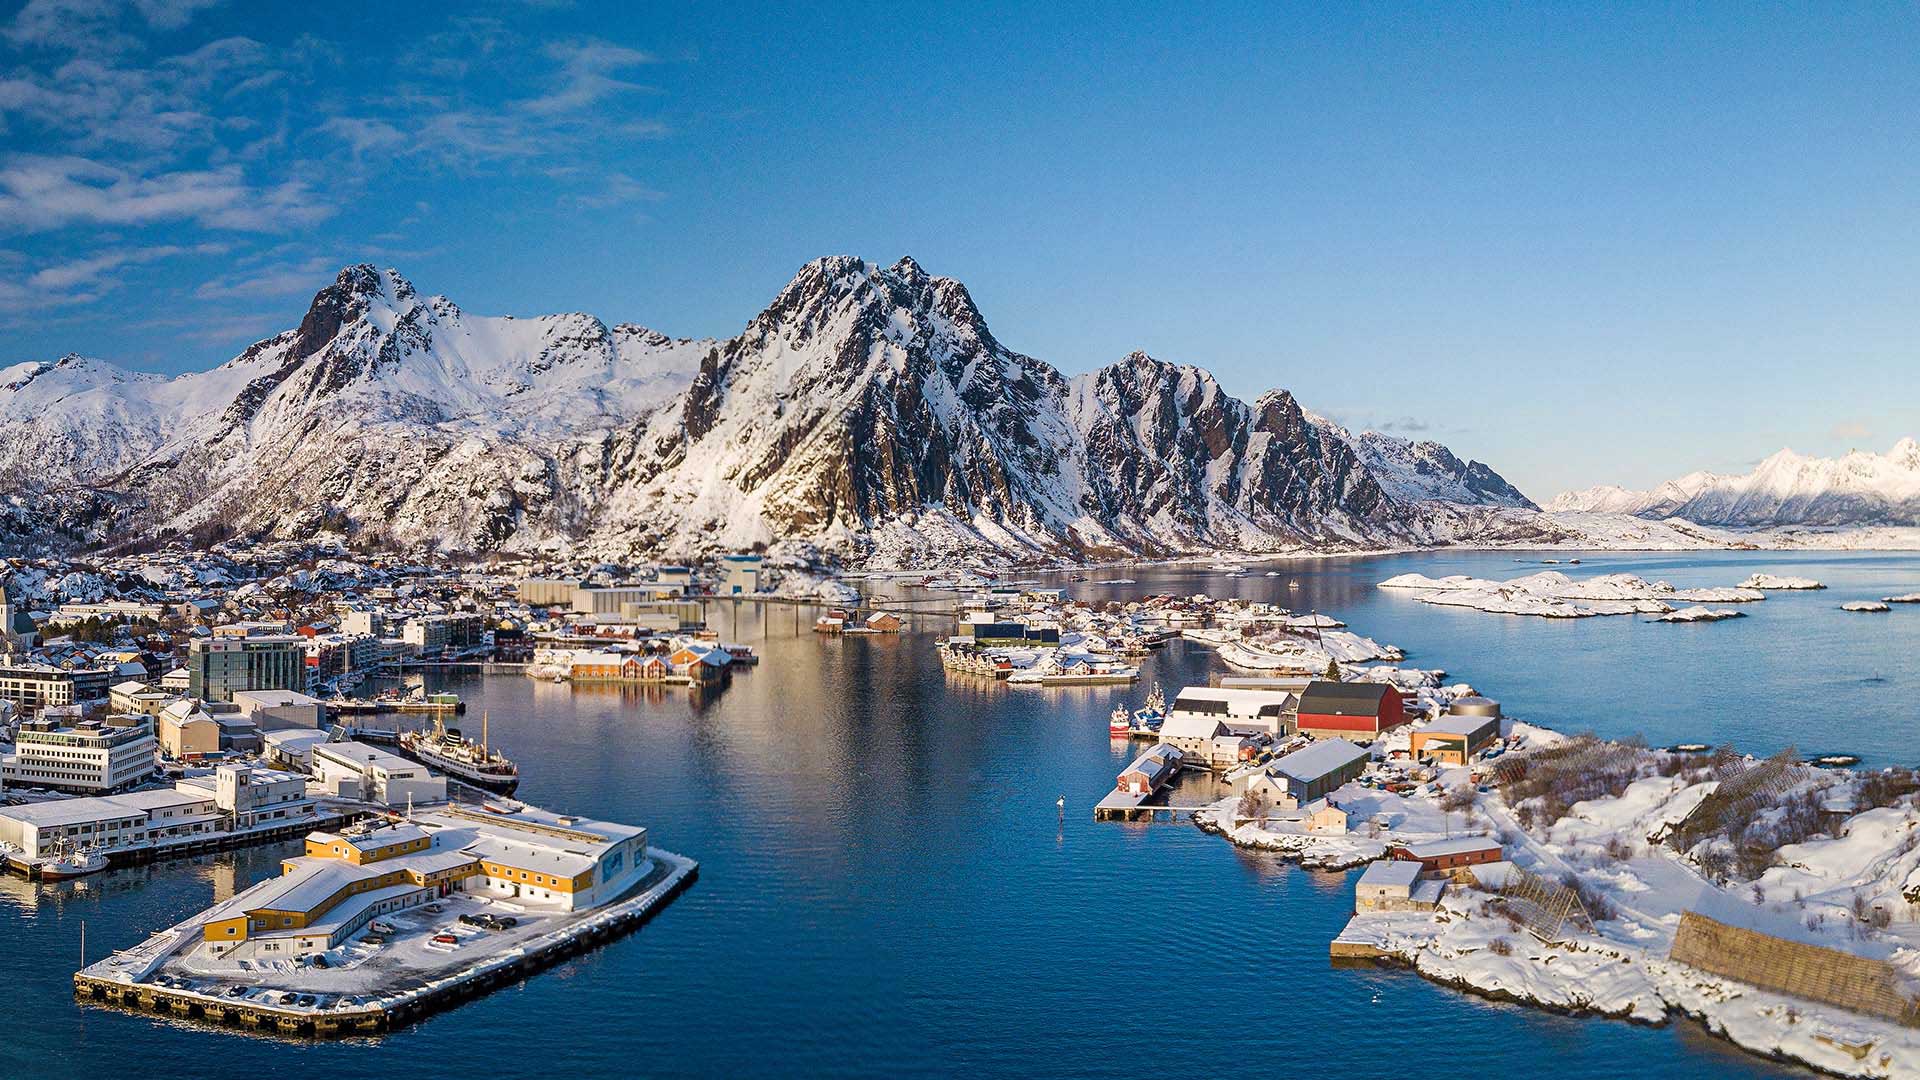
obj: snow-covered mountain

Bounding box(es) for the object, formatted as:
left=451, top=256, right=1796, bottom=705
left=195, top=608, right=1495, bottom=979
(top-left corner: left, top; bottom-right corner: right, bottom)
left=0, top=257, right=1545, bottom=564
left=1548, top=440, right=1920, bottom=527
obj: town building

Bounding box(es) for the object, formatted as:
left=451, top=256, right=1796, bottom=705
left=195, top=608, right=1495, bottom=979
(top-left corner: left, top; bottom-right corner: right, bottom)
left=1388, top=836, right=1504, bottom=875
left=0, top=661, right=109, bottom=714
left=0, top=715, right=157, bottom=793
left=720, top=554, right=763, bottom=595
left=158, top=699, right=222, bottom=760
left=173, top=764, right=312, bottom=829
left=231, top=689, right=326, bottom=731
left=1355, top=859, right=1446, bottom=912
left=311, top=740, right=448, bottom=807
left=110, top=680, right=174, bottom=717
left=1294, top=681, right=1406, bottom=740
left=187, top=634, right=306, bottom=702
left=1166, top=686, right=1297, bottom=737
left=195, top=803, right=650, bottom=961
left=1409, top=714, right=1502, bottom=766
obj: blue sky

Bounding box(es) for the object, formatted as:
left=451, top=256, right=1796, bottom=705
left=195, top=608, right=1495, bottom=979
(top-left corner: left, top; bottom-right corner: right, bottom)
left=1, top=1, right=1916, bottom=499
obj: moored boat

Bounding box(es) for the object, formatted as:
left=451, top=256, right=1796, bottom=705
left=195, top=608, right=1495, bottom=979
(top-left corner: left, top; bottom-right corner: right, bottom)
left=398, top=713, right=520, bottom=793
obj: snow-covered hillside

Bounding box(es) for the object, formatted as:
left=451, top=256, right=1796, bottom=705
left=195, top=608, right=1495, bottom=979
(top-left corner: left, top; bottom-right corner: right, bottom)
left=0, top=257, right=1546, bottom=564
left=1549, top=440, right=1920, bottom=527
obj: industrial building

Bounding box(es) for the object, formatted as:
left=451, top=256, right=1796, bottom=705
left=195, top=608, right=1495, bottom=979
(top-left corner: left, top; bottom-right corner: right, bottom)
left=1294, top=681, right=1406, bottom=740
left=1166, top=686, right=1297, bottom=737
left=231, top=689, right=326, bottom=731
left=1388, top=836, right=1503, bottom=874
left=1410, top=713, right=1502, bottom=766
left=1261, top=738, right=1370, bottom=805
left=196, top=803, right=651, bottom=961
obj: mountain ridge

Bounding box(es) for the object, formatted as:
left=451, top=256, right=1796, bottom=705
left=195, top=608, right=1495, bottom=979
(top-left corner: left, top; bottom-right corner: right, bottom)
left=0, top=257, right=1549, bottom=564
left=1548, top=440, right=1920, bottom=527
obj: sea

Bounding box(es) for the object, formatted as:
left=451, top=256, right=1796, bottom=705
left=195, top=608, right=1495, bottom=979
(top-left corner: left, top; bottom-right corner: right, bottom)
left=4, top=549, right=1916, bottom=1079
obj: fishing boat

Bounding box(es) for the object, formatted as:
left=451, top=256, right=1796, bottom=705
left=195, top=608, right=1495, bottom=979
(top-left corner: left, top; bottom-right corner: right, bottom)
left=1109, top=705, right=1133, bottom=736
left=398, top=713, right=520, bottom=793
left=35, top=840, right=108, bottom=881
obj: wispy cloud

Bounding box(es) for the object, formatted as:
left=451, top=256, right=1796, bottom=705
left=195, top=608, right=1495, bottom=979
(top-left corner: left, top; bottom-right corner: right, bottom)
left=1830, top=420, right=1874, bottom=443
left=0, top=155, right=330, bottom=231
left=523, top=39, right=657, bottom=114
left=0, top=238, right=225, bottom=312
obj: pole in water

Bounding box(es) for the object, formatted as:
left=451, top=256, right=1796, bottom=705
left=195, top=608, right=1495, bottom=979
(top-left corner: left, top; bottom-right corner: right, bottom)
left=80, top=918, right=85, bottom=967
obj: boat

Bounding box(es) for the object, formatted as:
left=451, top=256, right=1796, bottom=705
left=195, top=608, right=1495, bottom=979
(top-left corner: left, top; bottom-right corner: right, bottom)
left=1109, top=705, right=1133, bottom=736
left=36, top=841, right=108, bottom=881
left=398, top=713, right=520, bottom=793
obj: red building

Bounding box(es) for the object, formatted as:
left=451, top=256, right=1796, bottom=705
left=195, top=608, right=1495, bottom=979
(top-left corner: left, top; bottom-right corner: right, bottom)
left=1388, top=836, right=1503, bottom=872
left=1294, top=681, right=1406, bottom=739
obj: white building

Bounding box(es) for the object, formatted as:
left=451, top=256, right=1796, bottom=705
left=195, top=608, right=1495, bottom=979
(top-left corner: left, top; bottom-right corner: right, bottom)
left=311, top=740, right=447, bottom=807
left=0, top=786, right=222, bottom=859
left=231, top=689, right=325, bottom=731
left=178, top=765, right=313, bottom=829
left=0, top=715, right=157, bottom=794
left=1166, top=686, right=1297, bottom=737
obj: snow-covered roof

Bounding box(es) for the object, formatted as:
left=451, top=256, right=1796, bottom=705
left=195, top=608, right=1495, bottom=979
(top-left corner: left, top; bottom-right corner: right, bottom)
left=1273, top=738, right=1369, bottom=783
left=1357, top=860, right=1422, bottom=889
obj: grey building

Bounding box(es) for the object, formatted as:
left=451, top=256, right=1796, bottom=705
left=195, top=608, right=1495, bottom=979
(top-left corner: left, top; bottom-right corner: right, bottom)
left=187, top=636, right=306, bottom=702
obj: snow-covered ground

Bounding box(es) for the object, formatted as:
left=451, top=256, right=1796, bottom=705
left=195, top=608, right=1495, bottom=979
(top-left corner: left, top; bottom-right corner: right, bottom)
left=1740, top=573, right=1826, bottom=590
left=1378, top=570, right=1766, bottom=618
left=1654, top=606, right=1746, bottom=623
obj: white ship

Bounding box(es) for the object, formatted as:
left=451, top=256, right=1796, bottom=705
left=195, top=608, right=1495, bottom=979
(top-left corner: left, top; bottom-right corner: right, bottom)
left=398, top=713, right=520, bottom=793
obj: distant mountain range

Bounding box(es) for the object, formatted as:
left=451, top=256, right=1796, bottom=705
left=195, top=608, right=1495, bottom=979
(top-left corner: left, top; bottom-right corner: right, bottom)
left=0, top=257, right=1556, bottom=565
left=1548, top=440, right=1920, bottom=527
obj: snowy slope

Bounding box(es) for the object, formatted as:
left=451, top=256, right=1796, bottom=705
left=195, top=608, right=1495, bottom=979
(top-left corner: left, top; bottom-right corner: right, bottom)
left=1549, top=441, right=1920, bottom=526
left=0, top=257, right=1543, bottom=563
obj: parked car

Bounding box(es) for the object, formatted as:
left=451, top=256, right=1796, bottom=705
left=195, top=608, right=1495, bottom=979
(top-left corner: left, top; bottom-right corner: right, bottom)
left=224, top=985, right=247, bottom=998
left=432, top=933, right=459, bottom=946
left=457, top=913, right=486, bottom=927
left=278, top=992, right=298, bottom=1005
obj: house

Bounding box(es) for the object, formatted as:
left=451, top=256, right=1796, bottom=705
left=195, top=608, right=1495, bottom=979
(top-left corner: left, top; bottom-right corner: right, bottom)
left=1355, top=859, right=1445, bottom=912
left=1116, top=743, right=1183, bottom=795
left=864, top=611, right=904, bottom=633
left=1295, top=681, right=1406, bottom=740
left=1157, top=713, right=1234, bottom=768
left=1389, top=835, right=1504, bottom=875
left=1410, top=714, right=1502, bottom=765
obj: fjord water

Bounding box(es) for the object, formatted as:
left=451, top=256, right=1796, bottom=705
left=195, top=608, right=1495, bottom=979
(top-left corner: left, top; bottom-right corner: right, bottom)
left=6, top=550, right=1916, bottom=1079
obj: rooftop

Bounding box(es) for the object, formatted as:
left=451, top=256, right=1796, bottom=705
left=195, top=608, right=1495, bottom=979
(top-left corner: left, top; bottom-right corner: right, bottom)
left=1272, top=738, right=1369, bottom=783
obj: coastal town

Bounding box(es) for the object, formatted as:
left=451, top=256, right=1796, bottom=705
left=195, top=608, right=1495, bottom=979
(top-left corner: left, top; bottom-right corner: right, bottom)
left=3, top=538, right=1920, bottom=1075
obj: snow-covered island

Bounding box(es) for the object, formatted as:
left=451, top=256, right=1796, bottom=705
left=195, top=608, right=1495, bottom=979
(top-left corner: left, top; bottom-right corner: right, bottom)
left=1885, top=593, right=1920, bottom=604
left=1740, top=573, right=1827, bottom=590
left=1377, top=570, right=1765, bottom=618
left=1195, top=718, right=1920, bottom=1076
left=1655, top=606, right=1746, bottom=623
left=1843, top=600, right=1894, bottom=613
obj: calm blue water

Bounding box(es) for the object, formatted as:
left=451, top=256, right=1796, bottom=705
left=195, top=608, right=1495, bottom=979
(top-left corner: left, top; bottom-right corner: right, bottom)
left=4, top=550, right=1915, bottom=1079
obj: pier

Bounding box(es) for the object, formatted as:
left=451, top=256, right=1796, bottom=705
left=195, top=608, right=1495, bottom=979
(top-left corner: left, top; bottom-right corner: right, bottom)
left=1092, top=790, right=1211, bottom=822
left=73, top=849, right=698, bottom=1038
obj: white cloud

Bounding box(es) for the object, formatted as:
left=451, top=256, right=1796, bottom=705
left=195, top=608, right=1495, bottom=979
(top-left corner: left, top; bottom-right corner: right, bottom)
left=523, top=39, right=657, bottom=115
left=0, top=239, right=225, bottom=312
left=0, top=155, right=331, bottom=232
